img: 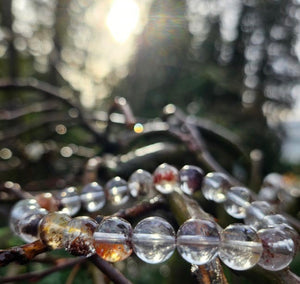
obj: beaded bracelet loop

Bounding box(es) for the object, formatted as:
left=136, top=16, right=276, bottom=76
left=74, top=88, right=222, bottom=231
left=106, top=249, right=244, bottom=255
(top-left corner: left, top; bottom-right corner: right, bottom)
left=9, top=163, right=299, bottom=272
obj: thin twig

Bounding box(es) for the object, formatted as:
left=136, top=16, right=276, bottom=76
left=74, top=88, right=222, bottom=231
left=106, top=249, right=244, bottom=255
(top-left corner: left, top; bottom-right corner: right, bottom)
left=0, top=257, right=86, bottom=283
left=90, top=255, right=133, bottom=284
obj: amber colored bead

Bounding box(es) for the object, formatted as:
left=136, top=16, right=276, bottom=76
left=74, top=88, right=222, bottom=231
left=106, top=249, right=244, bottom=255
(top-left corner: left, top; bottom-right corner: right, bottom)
left=93, top=217, right=132, bottom=262
left=38, top=212, right=71, bottom=249
left=36, top=193, right=59, bottom=211
left=64, top=216, right=98, bottom=256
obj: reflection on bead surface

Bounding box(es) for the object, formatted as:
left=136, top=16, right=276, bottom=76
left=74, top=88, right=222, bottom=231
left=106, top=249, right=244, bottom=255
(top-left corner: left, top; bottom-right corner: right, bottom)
left=262, top=214, right=287, bottom=228
left=179, top=165, right=204, bottom=195
left=132, top=217, right=176, bottom=264
left=177, top=219, right=220, bottom=265
left=258, top=227, right=295, bottom=271
left=18, top=208, right=48, bottom=243
left=81, top=182, right=106, bottom=212
left=219, top=224, right=262, bottom=270
left=244, top=201, right=273, bottom=230
left=58, top=187, right=81, bottom=216
left=105, top=177, right=129, bottom=205
left=128, top=169, right=153, bottom=198
left=10, top=199, right=40, bottom=234
left=202, top=172, right=231, bottom=203
left=39, top=212, right=71, bottom=249
left=93, top=217, right=132, bottom=262
left=224, top=187, right=251, bottom=219
left=153, top=163, right=179, bottom=194
left=64, top=216, right=98, bottom=256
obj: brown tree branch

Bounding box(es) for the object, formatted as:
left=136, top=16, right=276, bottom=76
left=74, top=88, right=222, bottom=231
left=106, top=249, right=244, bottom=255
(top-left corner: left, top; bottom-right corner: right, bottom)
left=0, top=257, right=86, bottom=283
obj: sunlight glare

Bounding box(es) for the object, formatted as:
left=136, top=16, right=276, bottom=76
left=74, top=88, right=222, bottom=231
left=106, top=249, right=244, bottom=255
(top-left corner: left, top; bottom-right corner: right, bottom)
left=106, top=0, right=139, bottom=43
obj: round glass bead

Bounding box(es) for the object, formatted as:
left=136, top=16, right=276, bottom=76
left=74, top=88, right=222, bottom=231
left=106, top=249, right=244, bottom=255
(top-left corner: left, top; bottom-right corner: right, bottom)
left=38, top=212, right=71, bottom=249
left=64, top=216, right=98, bottom=256
left=93, top=217, right=132, bottom=262
left=57, top=187, right=81, bottom=216
left=80, top=182, right=106, bottom=212
left=202, top=172, right=231, bottom=203
left=176, top=219, right=220, bottom=265
left=36, top=192, right=59, bottom=211
left=258, top=186, right=279, bottom=203
left=18, top=208, right=48, bottom=243
left=153, top=163, right=179, bottom=194
left=132, top=217, right=176, bottom=264
left=244, top=201, right=273, bottom=230
left=224, top=187, right=251, bottom=219
left=10, top=199, right=40, bottom=234
left=179, top=165, right=204, bottom=195
left=258, top=227, right=295, bottom=271
left=105, top=177, right=129, bottom=205
left=219, top=224, right=263, bottom=270
left=128, top=169, right=153, bottom=198
left=263, top=173, right=284, bottom=189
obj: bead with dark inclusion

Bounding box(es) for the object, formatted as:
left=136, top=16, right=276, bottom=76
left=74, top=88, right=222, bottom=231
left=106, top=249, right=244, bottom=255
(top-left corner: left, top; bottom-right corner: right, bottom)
left=128, top=169, right=153, bottom=198
left=179, top=165, right=204, bottom=195
left=105, top=177, right=129, bottom=205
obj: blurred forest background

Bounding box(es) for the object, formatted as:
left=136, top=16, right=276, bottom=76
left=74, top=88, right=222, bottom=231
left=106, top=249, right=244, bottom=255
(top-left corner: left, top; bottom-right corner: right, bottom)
left=0, top=0, right=300, bottom=283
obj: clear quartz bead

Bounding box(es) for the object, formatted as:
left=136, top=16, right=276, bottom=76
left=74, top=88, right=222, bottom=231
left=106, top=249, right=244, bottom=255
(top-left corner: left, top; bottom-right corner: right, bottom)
left=10, top=199, right=40, bottom=234
left=81, top=182, right=106, bottom=212
left=93, top=216, right=132, bottom=262
left=64, top=216, right=98, bottom=256
left=128, top=169, right=153, bottom=198
left=176, top=219, right=220, bottom=265
left=219, top=224, right=263, bottom=270
left=105, top=177, right=129, bottom=205
left=39, top=212, right=71, bottom=249
left=132, top=217, right=176, bottom=264
left=18, top=208, right=48, bottom=243
left=179, top=165, right=204, bottom=195
left=258, top=227, right=295, bottom=271
left=202, top=172, right=231, bottom=203
left=153, top=163, right=179, bottom=194
left=244, top=201, right=273, bottom=230
left=57, top=187, right=81, bottom=216
left=224, top=187, right=251, bottom=219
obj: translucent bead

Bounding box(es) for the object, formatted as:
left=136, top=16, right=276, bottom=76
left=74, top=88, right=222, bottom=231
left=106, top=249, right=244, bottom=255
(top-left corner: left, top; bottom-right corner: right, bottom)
left=10, top=199, right=40, bottom=234
left=202, top=172, right=231, bottom=203
left=18, top=208, right=48, bottom=243
left=36, top=192, right=59, bottom=211
left=258, top=227, right=295, bottom=271
left=128, top=169, right=153, bottom=198
left=64, top=216, right=98, bottom=256
left=153, top=163, right=179, bottom=194
left=244, top=201, right=273, bottom=230
left=258, top=186, right=279, bottom=203
left=80, top=182, right=106, bottom=212
left=177, top=219, right=220, bottom=265
left=219, top=224, right=263, bottom=270
left=93, top=217, right=132, bottom=262
left=179, top=165, right=204, bottom=195
left=224, top=187, right=251, bottom=219
left=57, top=187, right=81, bottom=216
left=105, top=177, right=129, bottom=205
left=39, top=212, right=71, bottom=249
left=263, top=173, right=284, bottom=189
left=132, top=217, right=176, bottom=264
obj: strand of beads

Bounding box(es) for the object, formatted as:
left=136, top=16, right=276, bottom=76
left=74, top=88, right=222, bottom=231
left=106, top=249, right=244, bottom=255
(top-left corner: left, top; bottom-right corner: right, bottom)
left=9, top=163, right=298, bottom=273
left=200, top=172, right=298, bottom=271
